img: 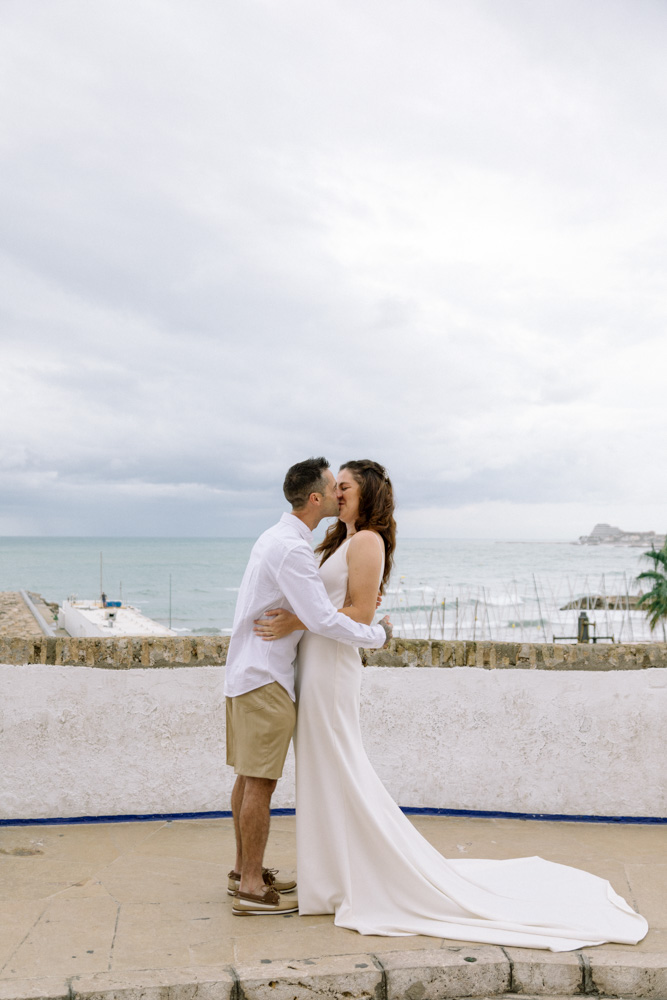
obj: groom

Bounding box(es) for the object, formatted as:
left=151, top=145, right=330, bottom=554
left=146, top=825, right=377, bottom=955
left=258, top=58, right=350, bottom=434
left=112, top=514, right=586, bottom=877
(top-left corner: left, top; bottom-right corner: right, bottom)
left=225, top=457, right=392, bottom=916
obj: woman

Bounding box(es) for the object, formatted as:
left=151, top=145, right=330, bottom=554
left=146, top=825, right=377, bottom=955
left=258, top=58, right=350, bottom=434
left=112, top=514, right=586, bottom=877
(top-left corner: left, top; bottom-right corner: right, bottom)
left=254, top=460, right=647, bottom=951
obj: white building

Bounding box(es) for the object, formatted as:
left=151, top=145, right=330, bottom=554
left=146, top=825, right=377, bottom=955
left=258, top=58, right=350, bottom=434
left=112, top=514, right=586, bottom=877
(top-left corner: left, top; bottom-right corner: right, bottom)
left=59, top=599, right=177, bottom=638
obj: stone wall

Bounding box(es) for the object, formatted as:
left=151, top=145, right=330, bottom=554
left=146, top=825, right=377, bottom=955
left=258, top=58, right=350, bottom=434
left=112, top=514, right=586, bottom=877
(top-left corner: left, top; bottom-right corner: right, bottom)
left=1, top=635, right=666, bottom=670
left=2, top=638, right=666, bottom=822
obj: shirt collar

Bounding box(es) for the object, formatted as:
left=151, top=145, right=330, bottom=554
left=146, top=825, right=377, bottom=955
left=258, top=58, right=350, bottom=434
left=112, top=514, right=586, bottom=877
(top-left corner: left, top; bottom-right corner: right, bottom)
left=280, top=511, right=313, bottom=543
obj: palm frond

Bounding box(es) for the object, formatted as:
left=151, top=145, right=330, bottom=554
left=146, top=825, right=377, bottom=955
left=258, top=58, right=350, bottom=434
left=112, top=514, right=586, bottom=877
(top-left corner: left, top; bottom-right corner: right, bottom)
left=635, top=543, right=667, bottom=632
left=637, top=571, right=667, bottom=588
left=641, top=544, right=667, bottom=569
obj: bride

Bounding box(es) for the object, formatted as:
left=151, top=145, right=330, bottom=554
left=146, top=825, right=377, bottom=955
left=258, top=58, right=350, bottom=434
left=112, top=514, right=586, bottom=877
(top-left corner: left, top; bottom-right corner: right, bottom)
left=255, top=459, right=648, bottom=951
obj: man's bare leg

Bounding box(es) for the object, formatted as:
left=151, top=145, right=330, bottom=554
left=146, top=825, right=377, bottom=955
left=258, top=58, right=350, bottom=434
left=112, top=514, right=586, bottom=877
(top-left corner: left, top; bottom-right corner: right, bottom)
left=238, top=776, right=277, bottom=896
left=231, top=774, right=246, bottom=873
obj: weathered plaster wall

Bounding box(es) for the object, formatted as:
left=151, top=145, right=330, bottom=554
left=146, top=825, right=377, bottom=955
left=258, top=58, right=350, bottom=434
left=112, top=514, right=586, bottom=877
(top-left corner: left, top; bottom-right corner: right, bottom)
left=360, top=666, right=667, bottom=816
left=1, top=638, right=665, bottom=821
left=1, top=663, right=235, bottom=821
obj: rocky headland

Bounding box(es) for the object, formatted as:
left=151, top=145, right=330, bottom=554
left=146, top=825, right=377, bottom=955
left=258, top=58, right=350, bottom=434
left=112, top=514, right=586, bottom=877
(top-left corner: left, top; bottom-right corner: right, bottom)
left=578, top=523, right=666, bottom=547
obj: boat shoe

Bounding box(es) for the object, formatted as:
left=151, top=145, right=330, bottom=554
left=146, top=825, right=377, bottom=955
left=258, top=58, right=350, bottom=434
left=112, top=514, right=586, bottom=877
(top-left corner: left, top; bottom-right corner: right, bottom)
left=232, top=885, right=299, bottom=916
left=227, top=867, right=296, bottom=896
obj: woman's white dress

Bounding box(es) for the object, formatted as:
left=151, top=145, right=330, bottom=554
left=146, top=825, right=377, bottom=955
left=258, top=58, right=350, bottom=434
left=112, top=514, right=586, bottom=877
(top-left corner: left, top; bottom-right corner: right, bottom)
left=294, top=539, right=648, bottom=951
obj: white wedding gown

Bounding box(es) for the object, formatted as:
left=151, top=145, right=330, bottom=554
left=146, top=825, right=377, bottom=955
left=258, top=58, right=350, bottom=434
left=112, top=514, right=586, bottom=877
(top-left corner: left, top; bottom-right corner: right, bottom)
left=294, top=539, right=648, bottom=951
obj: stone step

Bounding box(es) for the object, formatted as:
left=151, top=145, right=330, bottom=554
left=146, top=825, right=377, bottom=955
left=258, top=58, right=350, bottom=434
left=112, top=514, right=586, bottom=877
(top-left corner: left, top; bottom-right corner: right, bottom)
left=76, top=951, right=667, bottom=1000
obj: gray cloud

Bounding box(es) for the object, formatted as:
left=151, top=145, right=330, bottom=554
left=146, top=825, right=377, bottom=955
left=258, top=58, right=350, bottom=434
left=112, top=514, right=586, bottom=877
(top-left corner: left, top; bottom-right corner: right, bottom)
left=1, top=0, right=667, bottom=537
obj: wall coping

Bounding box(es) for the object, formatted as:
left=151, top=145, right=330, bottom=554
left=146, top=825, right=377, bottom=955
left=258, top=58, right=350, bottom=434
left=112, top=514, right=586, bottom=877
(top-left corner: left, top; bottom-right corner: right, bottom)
left=1, top=636, right=666, bottom=670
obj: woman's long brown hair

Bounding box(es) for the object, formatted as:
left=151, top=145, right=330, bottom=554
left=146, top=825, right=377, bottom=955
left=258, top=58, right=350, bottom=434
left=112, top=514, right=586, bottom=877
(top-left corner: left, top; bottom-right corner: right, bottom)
left=315, top=460, right=396, bottom=592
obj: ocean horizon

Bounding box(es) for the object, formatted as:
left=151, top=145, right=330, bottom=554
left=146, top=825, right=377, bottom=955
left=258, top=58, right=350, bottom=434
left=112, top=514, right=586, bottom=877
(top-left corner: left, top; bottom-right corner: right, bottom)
left=0, top=535, right=659, bottom=643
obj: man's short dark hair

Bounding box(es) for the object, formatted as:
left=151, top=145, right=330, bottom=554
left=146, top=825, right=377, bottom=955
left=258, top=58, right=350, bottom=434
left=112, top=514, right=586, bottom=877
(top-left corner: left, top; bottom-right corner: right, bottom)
left=283, top=457, right=330, bottom=509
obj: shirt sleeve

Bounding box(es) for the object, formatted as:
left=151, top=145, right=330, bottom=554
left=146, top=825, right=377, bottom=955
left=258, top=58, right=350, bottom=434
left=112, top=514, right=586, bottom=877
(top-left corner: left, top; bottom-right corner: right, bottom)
left=276, top=544, right=386, bottom=648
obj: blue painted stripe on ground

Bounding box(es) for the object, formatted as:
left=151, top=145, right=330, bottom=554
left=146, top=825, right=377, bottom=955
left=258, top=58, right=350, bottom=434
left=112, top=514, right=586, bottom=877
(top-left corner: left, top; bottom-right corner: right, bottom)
left=1, top=807, right=665, bottom=827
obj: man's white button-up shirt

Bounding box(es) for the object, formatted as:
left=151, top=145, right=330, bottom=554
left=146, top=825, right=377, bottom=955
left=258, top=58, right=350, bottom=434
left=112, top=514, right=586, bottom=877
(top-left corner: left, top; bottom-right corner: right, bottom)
left=224, top=512, right=386, bottom=701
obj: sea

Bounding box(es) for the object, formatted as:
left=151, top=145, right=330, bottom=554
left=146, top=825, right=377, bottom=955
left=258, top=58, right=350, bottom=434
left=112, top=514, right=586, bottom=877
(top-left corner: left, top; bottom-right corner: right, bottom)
left=0, top=536, right=660, bottom=644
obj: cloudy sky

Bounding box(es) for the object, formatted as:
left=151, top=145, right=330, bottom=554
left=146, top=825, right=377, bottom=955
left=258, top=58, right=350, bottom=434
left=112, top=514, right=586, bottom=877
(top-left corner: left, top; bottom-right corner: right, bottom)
left=1, top=0, right=666, bottom=539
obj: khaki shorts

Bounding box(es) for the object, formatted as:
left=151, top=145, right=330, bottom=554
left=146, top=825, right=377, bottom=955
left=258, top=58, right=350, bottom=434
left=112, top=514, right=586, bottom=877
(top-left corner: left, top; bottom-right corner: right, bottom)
left=226, top=681, right=296, bottom=780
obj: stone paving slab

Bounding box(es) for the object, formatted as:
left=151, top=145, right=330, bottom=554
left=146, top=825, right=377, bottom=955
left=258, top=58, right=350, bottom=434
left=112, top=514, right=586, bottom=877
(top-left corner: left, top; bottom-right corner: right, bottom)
left=0, top=594, right=44, bottom=640
left=0, top=815, right=665, bottom=999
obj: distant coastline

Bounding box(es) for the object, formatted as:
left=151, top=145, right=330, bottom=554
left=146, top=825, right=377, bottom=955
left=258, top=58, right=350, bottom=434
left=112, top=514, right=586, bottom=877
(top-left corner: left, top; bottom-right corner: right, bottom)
left=578, top=523, right=666, bottom=548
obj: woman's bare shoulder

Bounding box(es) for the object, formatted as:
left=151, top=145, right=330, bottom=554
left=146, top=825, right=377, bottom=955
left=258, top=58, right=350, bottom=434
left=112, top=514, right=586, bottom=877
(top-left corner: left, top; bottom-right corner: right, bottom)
left=348, top=530, right=384, bottom=554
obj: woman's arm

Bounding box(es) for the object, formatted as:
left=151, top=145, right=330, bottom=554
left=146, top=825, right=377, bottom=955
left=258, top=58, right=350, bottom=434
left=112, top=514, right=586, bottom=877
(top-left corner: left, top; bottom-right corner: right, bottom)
left=253, top=607, right=304, bottom=638
left=342, top=530, right=385, bottom=625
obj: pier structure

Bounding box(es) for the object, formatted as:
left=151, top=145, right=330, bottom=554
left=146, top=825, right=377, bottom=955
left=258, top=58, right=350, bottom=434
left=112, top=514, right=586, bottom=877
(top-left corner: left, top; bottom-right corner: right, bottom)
left=59, top=598, right=177, bottom=638
left=0, top=592, right=176, bottom=639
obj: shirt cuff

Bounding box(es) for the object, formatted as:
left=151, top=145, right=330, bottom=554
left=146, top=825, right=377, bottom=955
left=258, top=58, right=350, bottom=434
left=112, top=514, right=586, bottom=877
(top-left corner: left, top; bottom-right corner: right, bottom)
left=369, top=623, right=386, bottom=648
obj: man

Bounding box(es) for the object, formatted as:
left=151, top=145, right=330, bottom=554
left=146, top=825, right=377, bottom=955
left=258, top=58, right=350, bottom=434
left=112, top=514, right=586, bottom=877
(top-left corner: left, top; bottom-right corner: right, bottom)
left=225, top=457, right=392, bottom=916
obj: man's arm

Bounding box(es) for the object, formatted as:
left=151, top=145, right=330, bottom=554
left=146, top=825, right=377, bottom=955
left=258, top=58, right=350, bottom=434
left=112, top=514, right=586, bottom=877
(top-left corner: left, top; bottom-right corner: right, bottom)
left=276, top=545, right=387, bottom=648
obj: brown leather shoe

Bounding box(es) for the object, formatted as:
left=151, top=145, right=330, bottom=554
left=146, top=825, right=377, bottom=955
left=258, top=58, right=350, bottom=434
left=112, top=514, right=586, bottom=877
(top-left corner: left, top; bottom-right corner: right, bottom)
left=232, top=885, right=298, bottom=916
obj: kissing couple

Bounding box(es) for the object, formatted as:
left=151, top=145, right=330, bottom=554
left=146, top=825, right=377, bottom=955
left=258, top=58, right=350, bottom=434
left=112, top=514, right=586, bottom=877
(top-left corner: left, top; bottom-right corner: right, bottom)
left=224, top=457, right=647, bottom=951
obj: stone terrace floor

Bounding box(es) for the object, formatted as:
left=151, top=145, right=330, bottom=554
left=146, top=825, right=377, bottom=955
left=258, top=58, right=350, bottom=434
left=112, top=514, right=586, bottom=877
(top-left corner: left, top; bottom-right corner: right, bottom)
left=0, top=814, right=665, bottom=999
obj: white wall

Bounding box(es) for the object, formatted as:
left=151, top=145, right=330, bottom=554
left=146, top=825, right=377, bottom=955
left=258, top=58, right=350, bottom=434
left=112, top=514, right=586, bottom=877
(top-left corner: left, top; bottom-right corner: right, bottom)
left=1, top=663, right=665, bottom=821
left=360, top=666, right=667, bottom=817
